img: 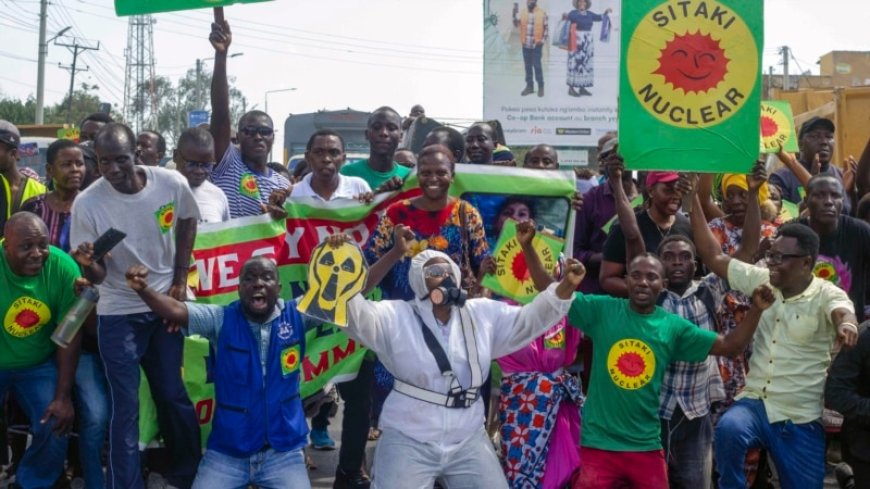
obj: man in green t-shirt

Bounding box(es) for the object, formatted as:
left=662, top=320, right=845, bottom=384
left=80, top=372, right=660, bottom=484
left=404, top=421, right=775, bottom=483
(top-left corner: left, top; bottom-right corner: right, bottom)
left=520, top=229, right=773, bottom=488
left=340, top=106, right=411, bottom=194
left=0, top=211, right=81, bottom=487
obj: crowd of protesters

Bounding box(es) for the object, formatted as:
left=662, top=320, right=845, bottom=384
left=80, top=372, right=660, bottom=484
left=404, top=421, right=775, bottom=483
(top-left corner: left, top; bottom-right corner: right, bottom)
left=2, top=16, right=870, bottom=489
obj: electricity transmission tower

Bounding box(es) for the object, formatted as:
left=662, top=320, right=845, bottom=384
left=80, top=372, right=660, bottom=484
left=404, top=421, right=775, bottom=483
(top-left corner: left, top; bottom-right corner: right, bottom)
left=123, top=15, right=157, bottom=133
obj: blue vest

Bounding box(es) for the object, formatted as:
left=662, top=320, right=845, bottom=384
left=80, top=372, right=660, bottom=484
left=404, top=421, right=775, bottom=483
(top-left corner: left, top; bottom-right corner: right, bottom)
left=207, top=300, right=308, bottom=457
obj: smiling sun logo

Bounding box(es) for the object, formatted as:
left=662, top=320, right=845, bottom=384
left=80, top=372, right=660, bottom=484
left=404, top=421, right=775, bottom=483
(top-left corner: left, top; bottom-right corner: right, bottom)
left=653, top=31, right=729, bottom=94
left=4, top=297, right=51, bottom=338
left=627, top=0, right=758, bottom=129
left=607, top=339, right=656, bottom=390
left=154, top=202, right=176, bottom=234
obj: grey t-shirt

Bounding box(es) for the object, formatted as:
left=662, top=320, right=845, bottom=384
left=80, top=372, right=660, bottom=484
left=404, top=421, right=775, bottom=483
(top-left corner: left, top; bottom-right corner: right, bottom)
left=71, top=166, right=200, bottom=315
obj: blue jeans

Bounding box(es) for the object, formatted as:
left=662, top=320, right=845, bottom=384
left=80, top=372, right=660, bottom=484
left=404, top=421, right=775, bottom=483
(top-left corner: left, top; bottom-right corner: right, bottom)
left=191, top=448, right=311, bottom=489
left=714, top=398, right=825, bottom=489
left=99, top=312, right=201, bottom=489
left=0, top=359, right=69, bottom=488
left=661, top=407, right=713, bottom=489
left=74, top=351, right=109, bottom=489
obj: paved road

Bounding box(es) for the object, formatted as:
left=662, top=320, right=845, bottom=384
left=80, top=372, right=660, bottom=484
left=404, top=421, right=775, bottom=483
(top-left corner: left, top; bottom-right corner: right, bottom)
left=306, top=400, right=377, bottom=489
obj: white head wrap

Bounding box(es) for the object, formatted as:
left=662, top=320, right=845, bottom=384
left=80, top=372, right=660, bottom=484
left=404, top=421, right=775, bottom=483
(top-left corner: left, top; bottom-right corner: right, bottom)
left=408, top=249, right=462, bottom=326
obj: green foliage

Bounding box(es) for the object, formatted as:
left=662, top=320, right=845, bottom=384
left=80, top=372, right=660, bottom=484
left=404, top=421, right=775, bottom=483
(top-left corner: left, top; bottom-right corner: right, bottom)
left=133, top=68, right=248, bottom=147
left=0, top=96, right=37, bottom=125
left=0, top=83, right=103, bottom=126
left=45, top=83, right=102, bottom=125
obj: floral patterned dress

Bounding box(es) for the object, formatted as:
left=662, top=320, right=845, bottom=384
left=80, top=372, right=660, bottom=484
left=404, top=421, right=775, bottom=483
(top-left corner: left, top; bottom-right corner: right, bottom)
left=364, top=198, right=489, bottom=301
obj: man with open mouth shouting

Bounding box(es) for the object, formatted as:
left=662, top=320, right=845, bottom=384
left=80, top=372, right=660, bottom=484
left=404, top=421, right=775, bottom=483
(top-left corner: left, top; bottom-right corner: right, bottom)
left=125, top=256, right=311, bottom=489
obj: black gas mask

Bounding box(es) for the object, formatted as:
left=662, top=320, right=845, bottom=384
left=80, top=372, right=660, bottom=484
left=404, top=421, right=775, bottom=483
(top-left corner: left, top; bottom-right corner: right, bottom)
left=429, top=275, right=468, bottom=307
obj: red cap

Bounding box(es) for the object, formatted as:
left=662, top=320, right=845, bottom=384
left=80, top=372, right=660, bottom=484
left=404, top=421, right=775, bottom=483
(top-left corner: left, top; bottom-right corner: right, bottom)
left=645, top=171, right=680, bottom=188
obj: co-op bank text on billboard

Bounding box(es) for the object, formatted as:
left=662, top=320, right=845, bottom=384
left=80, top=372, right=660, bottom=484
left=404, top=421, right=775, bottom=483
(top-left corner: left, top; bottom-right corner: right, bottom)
left=483, top=0, right=620, bottom=154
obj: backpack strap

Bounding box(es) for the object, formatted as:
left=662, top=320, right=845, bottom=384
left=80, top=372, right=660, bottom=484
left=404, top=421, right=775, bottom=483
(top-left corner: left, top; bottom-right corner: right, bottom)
left=392, top=306, right=482, bottom=409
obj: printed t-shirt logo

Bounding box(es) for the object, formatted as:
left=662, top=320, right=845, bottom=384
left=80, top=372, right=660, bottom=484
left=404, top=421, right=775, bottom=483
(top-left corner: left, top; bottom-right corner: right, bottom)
left=813, top=254, right=852, bottom=293
left=4, top=297, right=52, bottom=338
left=607, top=338, right=656, bottom=390
left=154, top=201, right=176, bottom=234
left=239, top=173, right=261, bottom=200
left=626, top=0, right=758, bottom=128
left=281, top=345, right=301, bottom=376
left=543, top=328, right=566, bottom=349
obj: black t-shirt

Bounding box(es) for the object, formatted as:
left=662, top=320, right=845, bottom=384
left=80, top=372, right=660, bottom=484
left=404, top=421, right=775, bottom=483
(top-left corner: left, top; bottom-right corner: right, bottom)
left=798, top=215, right=870, bottom=320
left=602, top=210, right=693, bottom=265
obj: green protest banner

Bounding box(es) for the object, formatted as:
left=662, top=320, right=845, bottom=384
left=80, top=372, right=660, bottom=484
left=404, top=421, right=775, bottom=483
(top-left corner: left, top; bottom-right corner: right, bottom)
left=619, top=0, right=763, bottom=173
left=760, top=101, right=799, bottom=153
left=114, top=0, right=270, bottom=16
left=138, top=166, right=576, bottom=445
left=481, top=220, right=565, bottom=304
left=602, top=194, right=645, bottom=234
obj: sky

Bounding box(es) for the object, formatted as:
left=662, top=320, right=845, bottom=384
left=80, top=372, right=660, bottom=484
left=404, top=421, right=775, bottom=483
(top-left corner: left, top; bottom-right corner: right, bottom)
left=1, top=0, right=868, bottom=131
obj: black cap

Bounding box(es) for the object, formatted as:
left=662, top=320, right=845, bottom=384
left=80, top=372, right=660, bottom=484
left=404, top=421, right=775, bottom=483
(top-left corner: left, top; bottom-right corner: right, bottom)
left=799, top=117, right=835, bottom=140
left=0, top=120, right=20, bottom=148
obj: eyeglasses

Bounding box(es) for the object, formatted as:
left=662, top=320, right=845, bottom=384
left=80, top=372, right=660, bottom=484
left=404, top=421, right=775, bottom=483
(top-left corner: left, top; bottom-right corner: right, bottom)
left=423, top=263, right=452, bottom=279
left=764, top=251, right=808, bottom=265
left=184, top=160, right=215, bottom=169
left=240, top=126, right=274, bottom=137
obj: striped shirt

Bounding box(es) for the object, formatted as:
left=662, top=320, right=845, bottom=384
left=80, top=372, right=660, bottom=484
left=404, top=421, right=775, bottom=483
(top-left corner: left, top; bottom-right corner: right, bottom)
left=658, top=274, right=728, bottom=420
left=211, top=145, right=290, bottom=219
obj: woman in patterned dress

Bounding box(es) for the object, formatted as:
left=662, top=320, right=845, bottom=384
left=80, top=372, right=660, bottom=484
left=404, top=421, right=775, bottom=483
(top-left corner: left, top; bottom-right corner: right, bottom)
left=563, top=0, right=611, bottom=97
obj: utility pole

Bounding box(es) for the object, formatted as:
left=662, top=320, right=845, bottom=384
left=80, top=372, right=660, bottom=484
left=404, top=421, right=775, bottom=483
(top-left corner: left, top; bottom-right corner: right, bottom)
left=35, top=0, right=71, bottom=124
left=35, top=0, right=48, bottom=124
left=780, top=46, right=790, bottom=90
left=196, top=58, right=203, bottom=109
left=767, top=66, right=773, bottom=98
left=56, top=37, right=100, bottom=124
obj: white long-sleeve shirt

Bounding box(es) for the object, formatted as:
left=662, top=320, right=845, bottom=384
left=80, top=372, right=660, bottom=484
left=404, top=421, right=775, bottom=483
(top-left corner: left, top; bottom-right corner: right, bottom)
left=345, top=283, right=572, bottom=445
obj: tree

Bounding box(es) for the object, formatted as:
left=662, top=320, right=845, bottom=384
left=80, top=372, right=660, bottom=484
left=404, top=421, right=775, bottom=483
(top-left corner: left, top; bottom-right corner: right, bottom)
left=131, top=69, right=249, bottom=147
left=0, top=97, right=37, bottom=125
left=45, top=83, right=102, bottom=125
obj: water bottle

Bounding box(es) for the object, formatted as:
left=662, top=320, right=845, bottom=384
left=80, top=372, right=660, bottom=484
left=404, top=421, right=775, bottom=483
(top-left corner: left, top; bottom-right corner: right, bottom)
left=51, top=286, right=99, bottom=348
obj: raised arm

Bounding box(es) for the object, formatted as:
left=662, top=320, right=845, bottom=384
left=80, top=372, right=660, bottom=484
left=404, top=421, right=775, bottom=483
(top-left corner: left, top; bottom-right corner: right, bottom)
left=776, top=147, right=814, bottom=189
left=491, top=259, right=584, bottom=357
left=698, top=173, right=726, bottom=222
left=855, top=135, right=870, bottom=199
left=361, top=224, right=413, bottom=295
left=709, top=284, right=774, bottom=357
left=689, top=189, right=732, bottom=280
left=517, top=219, right=556, bottom=291
left=126, top=264, right=189, bottom=327
left=607, top=158, right=645, bottom=264
left=731, top=161, right=765, bottom=263
left=209, top=17, right=232, bottom=165
left=599, top=260, right=628, bottom=297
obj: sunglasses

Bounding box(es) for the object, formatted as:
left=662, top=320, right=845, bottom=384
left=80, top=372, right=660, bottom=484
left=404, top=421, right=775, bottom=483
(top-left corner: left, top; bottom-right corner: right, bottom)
left=185, top=160, right=215, bottom=169
left=423, top=263, right=453, bottom=279
left=764, top=251, right=808, bottom=265
left=240, top=126, right=274, bottom=137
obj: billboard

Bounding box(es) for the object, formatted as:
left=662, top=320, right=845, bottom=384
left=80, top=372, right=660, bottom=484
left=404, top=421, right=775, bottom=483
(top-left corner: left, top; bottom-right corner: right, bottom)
left=483, top=0, right=621, bottom=148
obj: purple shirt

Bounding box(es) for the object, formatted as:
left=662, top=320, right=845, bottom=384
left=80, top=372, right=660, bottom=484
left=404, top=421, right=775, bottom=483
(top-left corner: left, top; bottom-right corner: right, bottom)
left=573, top=183, right=617, bottom=293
